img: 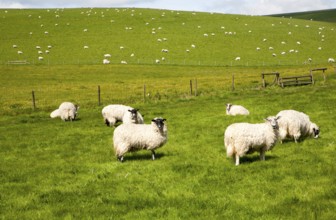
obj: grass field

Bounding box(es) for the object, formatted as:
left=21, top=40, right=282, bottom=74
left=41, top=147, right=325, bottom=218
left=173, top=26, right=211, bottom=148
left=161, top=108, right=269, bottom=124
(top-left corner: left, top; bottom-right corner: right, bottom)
left=1, top=7, right=336, bottom=219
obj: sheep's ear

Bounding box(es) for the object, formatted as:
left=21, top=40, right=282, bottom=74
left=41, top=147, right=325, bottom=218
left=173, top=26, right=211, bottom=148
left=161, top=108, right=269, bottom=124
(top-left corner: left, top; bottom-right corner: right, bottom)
left=276, top=116, right=281, bottom=120
left=162, top=118, right=166, bottom=121
left=151, top=119, right=156, bottom=122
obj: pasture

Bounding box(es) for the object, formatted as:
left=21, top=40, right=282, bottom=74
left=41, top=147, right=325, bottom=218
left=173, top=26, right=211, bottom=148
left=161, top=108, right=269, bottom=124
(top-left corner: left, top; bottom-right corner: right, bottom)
left=1, top=8, right=336, bottom=219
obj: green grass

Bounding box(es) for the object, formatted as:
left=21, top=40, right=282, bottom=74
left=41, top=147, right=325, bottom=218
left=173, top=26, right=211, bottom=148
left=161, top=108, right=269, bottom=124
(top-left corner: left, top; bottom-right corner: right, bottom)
left=1, top=64, right=336, bottom=219
left=0, top=8, right=335, bottom=66
left=1, top=7, right=336, bottom=219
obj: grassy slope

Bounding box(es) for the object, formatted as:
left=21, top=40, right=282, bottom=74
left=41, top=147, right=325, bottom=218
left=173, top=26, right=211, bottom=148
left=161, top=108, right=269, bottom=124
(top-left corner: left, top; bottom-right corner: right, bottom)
left=0, top=8, right=335, bottom=66
left=270, top=8, right=336, bottom=23
left=1, top=8, right=336, bottom=219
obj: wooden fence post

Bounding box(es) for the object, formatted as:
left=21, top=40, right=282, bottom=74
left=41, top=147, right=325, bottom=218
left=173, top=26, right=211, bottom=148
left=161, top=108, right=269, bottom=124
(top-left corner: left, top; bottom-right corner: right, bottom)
left=98, top=85, right=101, bottom=106
left=32, top=90, right=36, bottom=110
left=232, top=74, right=235, bottom=91
left=190, top=80, right=193, bottom=95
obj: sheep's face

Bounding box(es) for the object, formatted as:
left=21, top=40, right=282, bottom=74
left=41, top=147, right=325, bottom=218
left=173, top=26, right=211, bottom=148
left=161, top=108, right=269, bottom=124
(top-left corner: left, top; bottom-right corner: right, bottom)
left=152, top=118, right=166, bottom=130
left=265, top=116, right=280, bottom=129
left=128, top=109, right=139, bottom=120
left=226, top=103, right=232, bottom=111
left=311, top=123, right=320, bottom=138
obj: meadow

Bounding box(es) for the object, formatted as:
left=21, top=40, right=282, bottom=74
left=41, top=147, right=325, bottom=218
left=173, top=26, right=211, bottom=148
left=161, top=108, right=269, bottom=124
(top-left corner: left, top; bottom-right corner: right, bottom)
left=1, top=8, right=336, bottom=219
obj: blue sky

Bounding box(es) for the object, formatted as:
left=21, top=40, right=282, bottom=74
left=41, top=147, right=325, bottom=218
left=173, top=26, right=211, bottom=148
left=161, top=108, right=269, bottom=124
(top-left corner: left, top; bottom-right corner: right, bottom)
left=1, top=0, right=335, bottom=15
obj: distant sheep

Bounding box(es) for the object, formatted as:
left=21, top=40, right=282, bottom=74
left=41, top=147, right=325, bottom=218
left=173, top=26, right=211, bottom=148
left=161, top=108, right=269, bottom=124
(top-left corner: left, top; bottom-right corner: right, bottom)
left=103, top=59, right=110, bottom=64
left=113, top=117, right=167, bottom=162
left=276, top=110, right=319, bottom=143
left=226, top=103, right=249, bottom=116
left=328, top=58, right=335, bottom=63
left=235, top=57, right=241, bottom=61
left=50, top=102, right=79, bottom=121
left=224, top=116, right=280, bottom=165
left=102, top=104, right=144, bottom=127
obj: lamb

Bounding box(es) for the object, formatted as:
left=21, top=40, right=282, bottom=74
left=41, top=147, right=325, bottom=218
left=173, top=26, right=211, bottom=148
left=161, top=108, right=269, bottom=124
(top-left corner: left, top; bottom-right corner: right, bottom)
left=276, top=110, right=319, bottom=143
left=224, top=116, right=280, bottom=165
left=226, top=103, right=250, bottom=116
left=113, top=117, right=168, bottom=162
left=50, top=102, right=79, bottom=121
left=102, top=104, right=144, bottom=127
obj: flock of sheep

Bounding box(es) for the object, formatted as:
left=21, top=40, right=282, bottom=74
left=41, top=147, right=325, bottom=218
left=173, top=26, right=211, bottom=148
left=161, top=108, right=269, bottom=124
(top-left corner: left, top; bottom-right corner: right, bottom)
left=225, top=104, right=319, bottom=165
left=50, top=102, right=167, bottom=162
left=50, top=101, right=319, bottom=165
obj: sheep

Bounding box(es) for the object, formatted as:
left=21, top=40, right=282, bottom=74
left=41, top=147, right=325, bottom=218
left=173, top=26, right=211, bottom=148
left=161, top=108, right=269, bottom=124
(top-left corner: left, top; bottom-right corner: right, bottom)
left=235, top=57, right=241, bottom=61
left=113, top=117, right=167, bottom=162
left=328, top=58, right=335, bottom=63
left=50, top=102, right=79, bottom=121
left=276, top=110, right=319, bottom=143
left=104, top=54, right=111, bottom=58
left=226, top=103, right=249, bottom=116
left=224, top=116, right=280, bottom=166
left=103, top=59, right=110, bottom=64
left=102, top=104, right=144, bottom=127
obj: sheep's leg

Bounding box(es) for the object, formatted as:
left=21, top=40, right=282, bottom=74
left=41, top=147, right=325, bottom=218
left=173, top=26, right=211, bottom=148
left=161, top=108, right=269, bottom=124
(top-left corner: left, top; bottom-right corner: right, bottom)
left=235, top=154, right=240, bottom=166
left=260, top=150, right=265, bottom=161
left=151, top=150, right=156, bottom=160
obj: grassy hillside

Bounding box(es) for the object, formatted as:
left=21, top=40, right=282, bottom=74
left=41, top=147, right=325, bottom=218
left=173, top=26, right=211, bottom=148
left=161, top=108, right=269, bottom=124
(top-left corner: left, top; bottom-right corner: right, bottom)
left=0, top=8, right=335, bottom=66
left=270, top=8, right=336, bottom=23
left=1, top=8, right=336, bottom=219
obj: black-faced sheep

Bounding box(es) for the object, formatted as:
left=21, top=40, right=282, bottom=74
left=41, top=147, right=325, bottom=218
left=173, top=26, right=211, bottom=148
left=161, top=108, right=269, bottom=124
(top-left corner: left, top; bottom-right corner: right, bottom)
left=224, top=116, right=280, bottom=165
left=102, top=104, right=144, bottom=127
left=276, top=110, right=319, bottom=143
left=113, top=117, right=167, bottom=162
left=50, top=102, right=79, bottom=121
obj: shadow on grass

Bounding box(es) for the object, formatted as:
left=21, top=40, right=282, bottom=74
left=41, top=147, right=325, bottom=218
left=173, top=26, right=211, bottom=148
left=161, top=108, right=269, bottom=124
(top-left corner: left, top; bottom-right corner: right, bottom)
left=238, top=154, right=279, bottom=165
left=122, top=152, right=167, bottom=162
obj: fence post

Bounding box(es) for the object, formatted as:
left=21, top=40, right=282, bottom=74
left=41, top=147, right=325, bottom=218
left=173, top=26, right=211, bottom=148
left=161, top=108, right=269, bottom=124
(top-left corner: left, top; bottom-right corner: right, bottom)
left=98, top=85, right=101, bottom=106
left=32, top=90, right=36, bottom=110
left=190, top=80, right=193, bottom=95
left=232, top=74, right=235, bottom=91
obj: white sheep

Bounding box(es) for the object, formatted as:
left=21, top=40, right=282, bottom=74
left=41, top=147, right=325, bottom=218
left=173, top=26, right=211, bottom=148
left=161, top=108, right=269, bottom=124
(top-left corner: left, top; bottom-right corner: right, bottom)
left=235, top=57, right=241, bottom=61
left=276, top=110, right=319, bottom=143
left=103, top=59, right=110, bottom=64
left=50, top=102, right=79, bottom=121
left=102, top=104, right=144, bottom=127
left=224, top=116, right=280, bottom=166
left=226, top=103, right=249, bottom=116
left=113, top=117, right=167, bottom=162
left=328, top=58, right=335, bottom=63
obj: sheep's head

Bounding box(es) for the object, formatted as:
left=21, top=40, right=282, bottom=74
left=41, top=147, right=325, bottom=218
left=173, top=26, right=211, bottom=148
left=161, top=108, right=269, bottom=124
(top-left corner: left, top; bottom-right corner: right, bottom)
left=152, top=117, right=166, bottom=130
left=128, top=108, right=139, bottom=120
left=265, top=116, right=280, bottom=129
left=226, top=103, right=232, bottom=111
left=310, top=123, right=320, bottom=138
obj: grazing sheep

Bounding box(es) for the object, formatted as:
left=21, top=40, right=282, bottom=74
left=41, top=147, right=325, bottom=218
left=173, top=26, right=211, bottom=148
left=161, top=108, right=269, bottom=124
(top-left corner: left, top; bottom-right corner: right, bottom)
left=224, top=116, right=280, bottom=165
left=328, top=58, right=335, bottom=63
left=102, top=104, right=144, bottom=127
left=226, top=103, right=249, bottom=116
left=113, top=117, right=167, bottom=162
left=50, top=102, right=79, bottom=121
left=235, top=57, right=241, bottom=61
left=276, top=110, right=319, bottom=143
left=103, top=59, right=110, bottom=64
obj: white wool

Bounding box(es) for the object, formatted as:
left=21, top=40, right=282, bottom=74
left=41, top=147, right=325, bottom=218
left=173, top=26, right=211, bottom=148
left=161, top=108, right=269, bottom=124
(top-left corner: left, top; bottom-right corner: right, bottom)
left=276, top=110, right=319, bottom=143
left=102, top=104, right=144, bottom=127
left=113, top=118, right=168, bottom=162
left=224, top=116, right=280, bottom=165
left=50, top=102, right=79, bottom=121
left=226, top=103, right=249, bottom=116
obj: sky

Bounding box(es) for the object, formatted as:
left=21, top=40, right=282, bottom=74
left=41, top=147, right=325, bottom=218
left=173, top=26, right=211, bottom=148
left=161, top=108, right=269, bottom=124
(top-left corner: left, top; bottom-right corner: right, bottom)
left=0, top=0, right=335, bottom=15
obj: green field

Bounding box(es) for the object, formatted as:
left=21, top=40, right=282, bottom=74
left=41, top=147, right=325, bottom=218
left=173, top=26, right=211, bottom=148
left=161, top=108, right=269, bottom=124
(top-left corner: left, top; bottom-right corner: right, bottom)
left=1, top=8, right=336, bottom=219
